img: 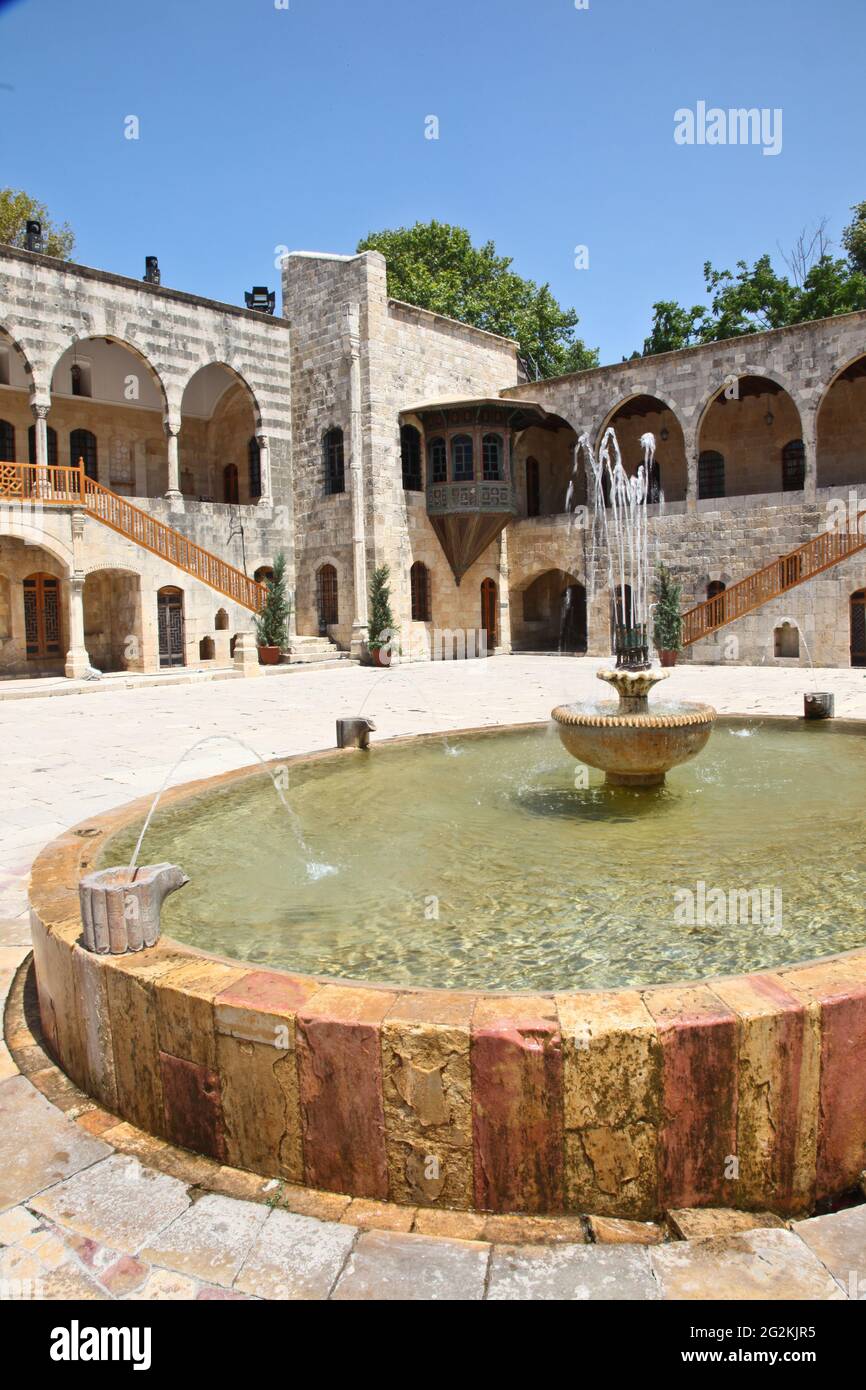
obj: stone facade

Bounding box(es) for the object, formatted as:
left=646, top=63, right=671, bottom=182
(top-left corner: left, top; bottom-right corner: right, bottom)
left=2, top=239, right=866, bottom=677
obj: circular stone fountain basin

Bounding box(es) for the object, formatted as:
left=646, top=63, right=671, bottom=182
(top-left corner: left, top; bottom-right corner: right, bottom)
left=27, top=720, right=866, bottom=1222
left=551, top=699, right=716, bottom=786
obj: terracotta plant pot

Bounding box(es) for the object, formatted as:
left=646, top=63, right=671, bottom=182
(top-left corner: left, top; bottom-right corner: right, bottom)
left=257, top=645, right=281, bottom=665
left=659, top=649, right=678, bottom=668
left=371, top=646, right=391, bottom=668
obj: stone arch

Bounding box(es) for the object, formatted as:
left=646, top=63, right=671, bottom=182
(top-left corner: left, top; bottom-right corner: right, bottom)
left=0, top=321, right=37, bottom=386
left=816, top=353, right=866, bottom=489
left=0, top=518, right=72, bottom=571
left=180, top=363, right=262, bottom=503
left=595, top=392, right=688, bottom=502
left=510, top=567, right=586, bottom=653
left=48, top=334, right=170, bottom=415
left=83, top=567, right=143, bottom=673
left=177, top=360, right=264, bottom=432
left=696, top=373, right=804, bottom=499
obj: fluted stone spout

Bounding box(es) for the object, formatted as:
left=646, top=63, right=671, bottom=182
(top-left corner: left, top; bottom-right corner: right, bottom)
left=597, top=667, right=671, bottom=715
left=79, top=863, right=189, bottom=954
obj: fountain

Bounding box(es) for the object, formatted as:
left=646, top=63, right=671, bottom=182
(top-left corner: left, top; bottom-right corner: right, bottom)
left=552, top=429, right=716, bottom=786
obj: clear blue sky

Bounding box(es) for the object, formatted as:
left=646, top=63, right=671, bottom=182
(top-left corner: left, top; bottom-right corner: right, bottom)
left=1, top=0, right=864, bottom=364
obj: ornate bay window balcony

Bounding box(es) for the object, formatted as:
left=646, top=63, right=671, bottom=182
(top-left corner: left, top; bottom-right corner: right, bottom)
left=401, top=397, right=558, bottom=584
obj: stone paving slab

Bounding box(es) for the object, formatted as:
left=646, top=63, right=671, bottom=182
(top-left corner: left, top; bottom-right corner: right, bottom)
left=487, top=1242, right=660, bottom=1300
left=331, top=1229, right=490, bottom=1301
left=233, top=1208, right=357, bottom=1300
left=650, top=1228, right=847, bottom=1300
left=28, top=1154, right=191, bottom=1254
left=139, top=1193, right=269, bottom=1287
left=794, top=1206, right=866, bottom=1296
left=0, top=1075, right=111, bottom=1212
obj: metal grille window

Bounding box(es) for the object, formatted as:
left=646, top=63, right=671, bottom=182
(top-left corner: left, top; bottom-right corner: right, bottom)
left=429, top=437, right=447, bottom=484
left=248, top=437, right=262, bottom=499
left=482, top=433, right=503, bottom=481
left=324, top=429, right=345, bottom=495
left=317, top=564, right=338, bottom=629
left=401, top=426, right=422, bottom=491
left=451, top=434, right=473, bottom=481
left=782, top=439, right=806, bottom=492
left=70, top=429, right=98, bottom=480
left=0, top=420, right=14, bottom=462
left=698, top=450, right=725, bottom=500
left=23, top=574, right=61, bottom=658
left=410, top=562, right=431, bottom=621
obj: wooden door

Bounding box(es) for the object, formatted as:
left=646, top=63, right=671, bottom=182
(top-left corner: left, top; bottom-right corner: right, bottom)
left=157, top=587, right=185, bottom=667
left=23, top=573, right=61, bottom=660
left=480, top=577, right=498, bottom=650
left=851, top=590, right=866, bottom=667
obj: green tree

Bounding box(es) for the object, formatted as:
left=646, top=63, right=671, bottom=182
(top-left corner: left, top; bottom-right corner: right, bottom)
left=254, top=552, right=292, bottom=650
left=642, top=300, right=707, bottom=356
left=367, top=564, right=398, bottom=653
left=357, top=221, right=597, bottom=379
left=0, top=188, right=75, bottom=259
left=842, top=200, right=866, bottom=276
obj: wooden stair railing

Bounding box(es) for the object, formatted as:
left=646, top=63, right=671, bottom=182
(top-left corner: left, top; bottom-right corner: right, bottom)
left=0, top=461, right=266, bottom=613
left=682, top=513, right=866, bottom=646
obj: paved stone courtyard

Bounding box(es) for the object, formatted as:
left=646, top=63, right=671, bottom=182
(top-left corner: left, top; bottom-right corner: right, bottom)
left=3, top=655, right=866, bottom=1299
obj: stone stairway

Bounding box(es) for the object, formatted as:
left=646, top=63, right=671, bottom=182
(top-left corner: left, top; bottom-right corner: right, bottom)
left=286, top=634, right=351, bottom=665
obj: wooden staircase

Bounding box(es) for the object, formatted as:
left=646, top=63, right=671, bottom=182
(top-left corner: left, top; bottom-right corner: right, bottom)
left=0, top=462, right=266, bottom=612
left=682, top=512, right=866, bottom=646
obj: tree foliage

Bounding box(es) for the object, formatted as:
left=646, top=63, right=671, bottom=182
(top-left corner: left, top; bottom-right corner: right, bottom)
left=0, top=188, right=75, bottom=260
left=357, top=221, right=597, bottom=379
left=640, top=203, right=866, bottom=357
left=367, top=564, right=398, bottom=651
left=255, top=551, right=292, bottom=650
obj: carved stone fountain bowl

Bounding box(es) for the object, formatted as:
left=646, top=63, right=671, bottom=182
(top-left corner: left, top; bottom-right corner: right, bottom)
left=552, top=668, right=717, bottom=787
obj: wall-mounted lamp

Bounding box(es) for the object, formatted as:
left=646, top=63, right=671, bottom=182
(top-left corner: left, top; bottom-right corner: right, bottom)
left=660, top=426, right=670, bottom=442
left=765, top=409, right=775, bottom=427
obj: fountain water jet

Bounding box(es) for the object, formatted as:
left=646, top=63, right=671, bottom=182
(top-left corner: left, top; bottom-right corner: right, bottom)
left=552, top=429, right=716, bottom=786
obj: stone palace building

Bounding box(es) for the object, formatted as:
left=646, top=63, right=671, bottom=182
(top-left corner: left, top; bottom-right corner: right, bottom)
left=1, top=239, right=864, bottom=679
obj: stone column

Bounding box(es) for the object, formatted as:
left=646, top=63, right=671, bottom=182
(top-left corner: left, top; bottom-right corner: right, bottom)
left=164, top=419, right=183, bottom=511
left=684, top=426, right=699, bottom=513
left=344, top=303, right=369, bottom=658
left=65, top=512, right=92, bottom=677
left=256, top=433, right=273, bottom=507
left=30, top=400, right=52, bottom=499
left=802, top=413, right=818, bottom=504
left=497, top=528, right=513, bottom=655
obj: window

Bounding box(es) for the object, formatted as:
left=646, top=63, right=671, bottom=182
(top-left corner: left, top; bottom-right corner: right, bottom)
left=452, top=434, right=473, bottom=481
left=28, top=424, right=58, bottom=467
left=317, top=564, right=338, bottom=630
left=401, top=426, right=422, bottom=491
left=254, top=566, right=274, bottom=586
left=706, top=580, right=726, bottom=627
left=482, top=434, right=502, bottom=481
left=648, top=460, right=662, bottom=504
left=698, top=450, right=725, bottom=500
left=323, top=428, right=345, bottom=495
left=782, top=439, right=806, bottom=492
left=0, top=420, right=14, bottom=462
left=70, top=429, right=97, bottom=480
left=526, top=457, right=540, bottom=517
left=198, top=636, right=216, bottom=661
left=410, top=562, right=431, bottom=621
left=248, top=437, right=262, bottom=499
left=774, top=623, right=800, bottom=658
left=429, top=437, right=447, bottom=484
left=223, top=463, right=239, bottom=504
left=215, top=608, right=229, bottom=630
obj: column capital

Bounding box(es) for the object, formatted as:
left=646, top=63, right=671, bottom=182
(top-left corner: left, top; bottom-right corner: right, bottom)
left=31, top=400, right=50, bottom=421
left=163, top=416, right=181, bottom=438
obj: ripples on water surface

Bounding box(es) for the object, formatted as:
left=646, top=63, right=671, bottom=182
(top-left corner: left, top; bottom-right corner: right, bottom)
left=103, top=721, right=866, bottom=991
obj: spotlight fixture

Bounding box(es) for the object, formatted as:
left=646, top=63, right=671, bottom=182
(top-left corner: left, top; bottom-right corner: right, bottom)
left=24, top=219, right=43, bottom=253
left=143, top=256, right=161, bottom=285
left=245, top=286, right=276, bottom=314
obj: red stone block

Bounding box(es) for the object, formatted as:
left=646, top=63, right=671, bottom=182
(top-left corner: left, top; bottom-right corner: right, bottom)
left=645, top=986, right=738, bottom=1210
left=471, top=1009, right=564, bottom=1213
left=295, top=987, right=394, bottom=1200
left=216, top=969, right=322, bottom=1017
left=815, top=988, right=866, bottom=1195
left=159, top=1051, right=226, bottom=1161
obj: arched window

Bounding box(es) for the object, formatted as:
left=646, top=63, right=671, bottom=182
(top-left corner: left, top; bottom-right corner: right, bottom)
left=28, top=424, right=57, bottom=467
left=782, top=439, right=806, bottom=492
left=698, top=450, right=725, bottom=500
left=317, top=564, right=338, bottom=630
left=410, top=562, right=431, bottom=621
left=482, top=434, right=503, bottom=481
left=428, top=437, right=447, bottom=484
left=706, top=580, right=726, bottom=627
left=323, top=428, right=345, bottom=495
left=223, top=463, right=239, bottom=504
left=401, top=425, right=422, bottom=491
left=0, top=420, right=14, bottom=462
left=480, top=577, right=498, bottom=649
left=525, top=457, right=540, bottom=517
left=248, top=436, right=262, bottom=499
left=215, top=608, right=229, bottom=630
left=254, top=565, right=274, bottom=586
left=70, top=429, right=97, bottom=480
left=452, top=434, right=473, bottom=481
left=199, top=636, right=216, bottom=662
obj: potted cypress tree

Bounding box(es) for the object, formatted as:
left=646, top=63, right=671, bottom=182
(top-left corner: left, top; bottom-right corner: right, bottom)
left=366, top=564, right=399, bottom=667
left=652, top=564, right=683, bottom=667
left=255, top=551, right=291, bottom=664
